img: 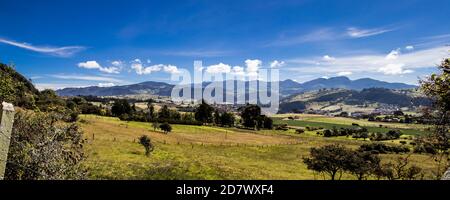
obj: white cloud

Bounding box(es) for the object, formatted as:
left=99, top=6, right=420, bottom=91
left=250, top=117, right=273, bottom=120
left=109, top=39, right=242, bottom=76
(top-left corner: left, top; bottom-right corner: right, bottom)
left=98, top=82, right=116, bottom=87
left=163, top=65, right=180, bottom=74
left=131, top=63, right=162, bottom=75
left=245, top=59, right=262, bottom=79
left=99, top=66, right=120, bottom=74
left=270, top=60, right=285, bottom=68
left=78, top=61, right=120, bottom=74
left=405, top=45, right=414, bottom=50
left=378, top=64, right=414, bottom=75
left=323, top=55, right=336, bottom=61
left=347, top=27, right=393, bottom=38
left=0, top=38, right=85, bottom=57
left=337, top=71, right=353, bottom=76
left=286, top=46, right=449, bottom=76
left=111, top=61, right=122, bottom=66
left=206, top=63, right=231, bottom=73
left=386, top=49, right=400, bottom=60
left=232, top=66, right=245, bottom=75
left=78, top=61, right=101, bottom=69
left=131, top=60, right=179, bottom=75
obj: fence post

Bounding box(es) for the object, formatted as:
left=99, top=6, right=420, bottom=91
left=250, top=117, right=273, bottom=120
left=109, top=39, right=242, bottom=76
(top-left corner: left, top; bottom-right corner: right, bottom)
left=0, top=102, right=15, bottom=180
left=442, top=168, right=450, bottom=180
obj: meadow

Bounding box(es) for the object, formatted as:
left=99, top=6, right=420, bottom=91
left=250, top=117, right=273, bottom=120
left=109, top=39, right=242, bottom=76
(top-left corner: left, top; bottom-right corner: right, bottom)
left=79, top=114, right=437, bottom=180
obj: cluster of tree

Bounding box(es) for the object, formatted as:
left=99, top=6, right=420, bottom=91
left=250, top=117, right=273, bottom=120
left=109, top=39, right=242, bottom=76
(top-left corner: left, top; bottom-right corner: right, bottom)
left=320, top=127, right=368, bottom=138
left=359, top=143, right=410, bottom=154
left=239, top=104, right=273, bottom=130
left=368, top=114, right=415, bottom=124
left=303, top=144, right=422, bottom=180
left=194, top=100, right=236, bottom=127
left=369, top=130, right=403, bottom=141
left=110, top=99, right=201, bottom=126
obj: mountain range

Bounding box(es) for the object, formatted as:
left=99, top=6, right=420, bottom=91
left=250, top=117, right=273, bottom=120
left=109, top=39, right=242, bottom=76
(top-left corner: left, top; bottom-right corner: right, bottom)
left=56, top=76, right=417, bottom=97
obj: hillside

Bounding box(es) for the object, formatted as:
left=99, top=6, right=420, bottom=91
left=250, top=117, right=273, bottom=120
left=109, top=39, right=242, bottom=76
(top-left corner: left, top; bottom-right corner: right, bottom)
left=279, top=88, right=430, bottom=114
left=0, top=63, right=40, bottom=108
left=56, top=76, right=416, bottom=97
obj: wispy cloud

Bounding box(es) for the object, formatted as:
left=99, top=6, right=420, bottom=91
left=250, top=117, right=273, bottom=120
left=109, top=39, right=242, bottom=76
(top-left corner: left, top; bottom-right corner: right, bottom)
left=268, top=26, right=395, bottom=46
left=267, top=28, right=338, bottom=46
left=50, top=74, right=123, bottom=82
left=346, top=27, right=394, bottom=38
left=286, top=46, right=450, bottom=75
left=0, top=38, right=86, bottom=57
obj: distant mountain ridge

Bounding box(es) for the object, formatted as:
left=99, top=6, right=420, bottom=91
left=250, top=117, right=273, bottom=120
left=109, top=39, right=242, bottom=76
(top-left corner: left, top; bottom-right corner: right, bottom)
left=56, top=76, right=417, bottom=97
left=280, top=76, right=415, bottom=96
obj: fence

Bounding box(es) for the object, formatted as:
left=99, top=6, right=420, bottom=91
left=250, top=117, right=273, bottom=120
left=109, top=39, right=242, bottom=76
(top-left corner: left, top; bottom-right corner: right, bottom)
left=0, top=102, right=15, bottom=180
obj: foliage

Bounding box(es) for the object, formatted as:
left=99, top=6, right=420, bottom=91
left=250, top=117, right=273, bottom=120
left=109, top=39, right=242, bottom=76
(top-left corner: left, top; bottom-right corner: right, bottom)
left=374, top=156, right=423, bottom=180
left=359, top=143, right=410, bottom=154
left=219, top=112, right=235, bottom=127
left=159, top=122, right=172, bottom=134
left=303, top=144, right=352, bottom=180
left=158, top=105, right=171, bottom=120
left=345, top=151, right=381, bottom=180
left=5, top=109, right=85, bottom=180
left=419, top=58, right=450, bottom=179
left=139, top=135, right=154, bottom=156
left=240, top=104, right=261, bottom=128
left=111, top=99, right=132, bottom=117
left=194, top=100, right=214, bottom=124
left=369, top=130, right=403, bottom=141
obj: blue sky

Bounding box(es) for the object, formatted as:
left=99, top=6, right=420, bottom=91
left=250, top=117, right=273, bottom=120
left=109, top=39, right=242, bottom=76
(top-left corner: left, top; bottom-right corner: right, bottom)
left=0, top=0, right=449, bottom=89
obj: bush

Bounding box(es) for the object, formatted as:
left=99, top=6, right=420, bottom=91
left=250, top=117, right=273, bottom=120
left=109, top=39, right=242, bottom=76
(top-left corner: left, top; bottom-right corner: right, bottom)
left=159, top=122, right=172, bottom=134
left=295, top=128, right=305, bottom=134
left=275, top=124, right=289, bottom=131
left=359, top=143, right=410, bottom=154
left=5, top=109, right=85, bottom=180
left=139, top=135, right=154, bottom=156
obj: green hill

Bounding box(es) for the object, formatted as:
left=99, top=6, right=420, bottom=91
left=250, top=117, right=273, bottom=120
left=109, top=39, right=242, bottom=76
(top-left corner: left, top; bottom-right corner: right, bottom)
left=0, top=63, right=39, bottom=108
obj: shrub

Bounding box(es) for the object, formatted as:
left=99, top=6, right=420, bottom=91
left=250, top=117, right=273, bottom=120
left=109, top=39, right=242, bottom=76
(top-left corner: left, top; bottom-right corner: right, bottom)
left=295, top=129, right=305, bottom=134
left=139, top=135, right=154, bottom=156
left=159, top=122, right=172, bottom=134
left=5, top=109, right=85, bottom=180
left=359, top=143, right=410, bottom=154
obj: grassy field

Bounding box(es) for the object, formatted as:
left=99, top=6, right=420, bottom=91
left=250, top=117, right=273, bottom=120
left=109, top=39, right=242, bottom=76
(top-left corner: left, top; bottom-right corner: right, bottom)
left=272, top=114, right=430, bottom=136
left=79, top=115, right=437, bottom=180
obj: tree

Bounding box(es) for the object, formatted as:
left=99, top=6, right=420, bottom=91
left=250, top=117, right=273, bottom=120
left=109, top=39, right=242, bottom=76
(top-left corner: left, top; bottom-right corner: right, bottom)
left=419, top=58, right=450, bottom=179
left=147, top=101, right=155, bottom=121
left=158, top=105, right=171, bottom=120
left=152, top=121, right=160, bottom=131
left=111, top=99, right=132, bottom=117
left=262, top=116, right=273, bottom=129
left=214, top=110, right=221, bottom=125
left=220, top=112, right=235, bottom=127
left=374, top=155, right=423, bottom=180
left=240, top=104, right=261, bottom=128
left=139, top=135, right=154, bottom=156
left=194, top=100, right=214, bottom=124
left=159, top=122, right=172, bottom=134
left=303, top=144, right=351, bottom=180
left=345, top=152, right=381, bottom=180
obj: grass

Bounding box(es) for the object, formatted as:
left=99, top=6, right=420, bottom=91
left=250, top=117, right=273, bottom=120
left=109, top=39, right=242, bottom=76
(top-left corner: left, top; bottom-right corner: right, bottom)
left=272, top=114, right=430, bottom=136
left=79, top=115, right=438, bottom=180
